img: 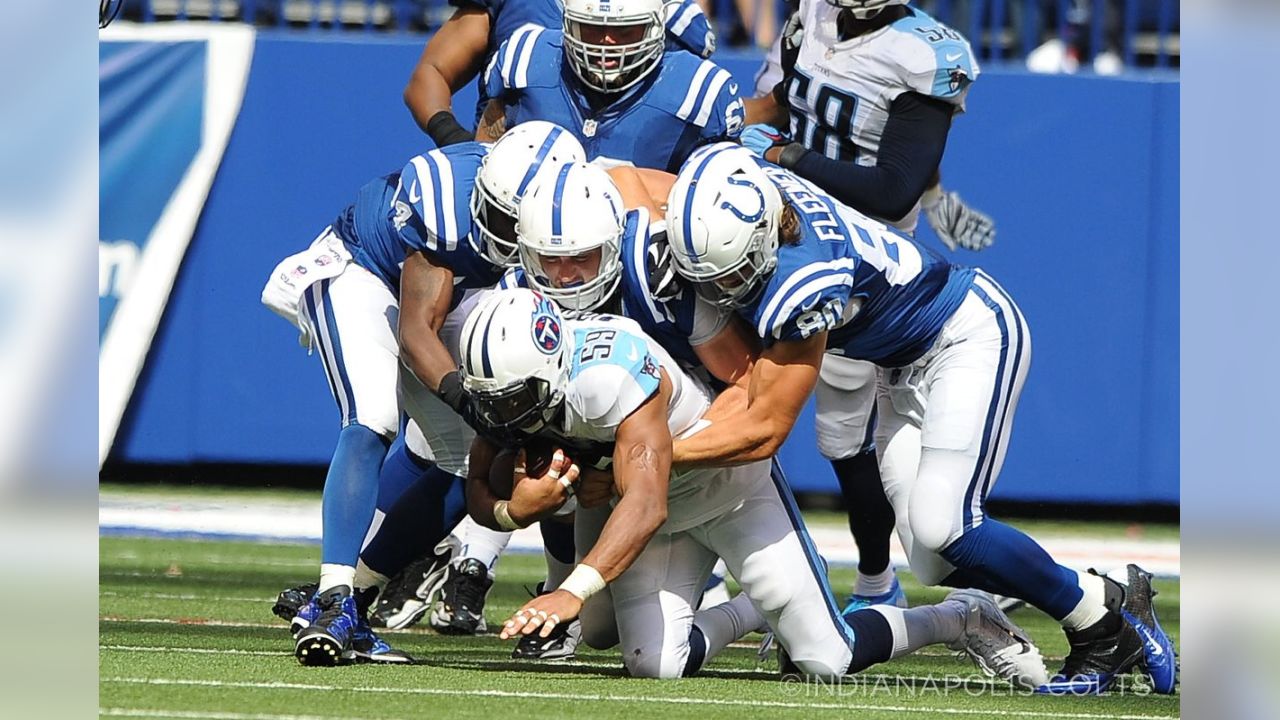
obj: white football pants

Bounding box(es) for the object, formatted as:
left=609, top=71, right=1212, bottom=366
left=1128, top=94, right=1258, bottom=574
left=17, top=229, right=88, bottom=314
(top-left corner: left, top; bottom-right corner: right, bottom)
left=577, top=463, right=856, bottom=680
left=875, top=271, right=1032, bottom=585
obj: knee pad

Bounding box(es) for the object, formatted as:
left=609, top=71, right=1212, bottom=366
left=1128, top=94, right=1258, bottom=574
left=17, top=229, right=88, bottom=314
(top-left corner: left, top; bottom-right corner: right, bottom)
left=908, top=499, right=962, bottom=555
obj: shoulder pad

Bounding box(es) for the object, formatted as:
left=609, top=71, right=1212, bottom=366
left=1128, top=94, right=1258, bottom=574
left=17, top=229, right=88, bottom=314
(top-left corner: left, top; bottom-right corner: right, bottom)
left=488, top=24, right=559, bottom=91
left=662, top=54, right=740, bottom=129
left=400, top=145, right=483, bottom=252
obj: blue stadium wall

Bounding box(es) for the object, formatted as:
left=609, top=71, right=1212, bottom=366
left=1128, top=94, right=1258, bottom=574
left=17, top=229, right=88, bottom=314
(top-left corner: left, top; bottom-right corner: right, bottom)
left=110, top=31, right=1179, bottom=505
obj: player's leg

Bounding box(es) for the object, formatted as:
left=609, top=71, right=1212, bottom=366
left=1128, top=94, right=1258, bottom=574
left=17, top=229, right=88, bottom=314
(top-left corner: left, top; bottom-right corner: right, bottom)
left=706, top=462, right=1046, bottom=687
left=574, top=504, right=619, bottom=651
left=360, top=417, right=466, bottom=632
left=815, top=356, right=903, bottom=611
left=908, top=272, right=1174, bottom=692
left=293, top=266, right=401, bottom=666
left=609, top=530, right=727, bottom=679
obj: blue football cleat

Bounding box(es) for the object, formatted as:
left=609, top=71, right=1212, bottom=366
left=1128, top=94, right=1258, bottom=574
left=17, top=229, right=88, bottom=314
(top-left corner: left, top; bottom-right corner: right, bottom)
left=841, top=576, right=908, bottom=615
left=1120, top=564, right=1178, bottom=694
left=350, top=587, right=414, bottom=664
left=291, top=595, right=321, bottom=637
left=294, top=585, right=359, bottom=666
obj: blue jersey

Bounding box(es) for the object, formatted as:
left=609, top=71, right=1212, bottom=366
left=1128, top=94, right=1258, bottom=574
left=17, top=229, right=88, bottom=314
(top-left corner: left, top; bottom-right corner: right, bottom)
left=335, top=143, right=505, bottom=302
left=484, top=27, right=744, bottom=172
left=617, top=210, right=713, bottom=371
left=744, top=161, right=974, bottom=367
left=457, top=0, right=716, bottom=121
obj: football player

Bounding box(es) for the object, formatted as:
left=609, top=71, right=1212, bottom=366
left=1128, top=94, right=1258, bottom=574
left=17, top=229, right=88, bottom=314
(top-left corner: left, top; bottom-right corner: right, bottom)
left=744, top=0, right=995, bottom=250
left=405, top=0, right=716, bottom=147
left=260, top=121, right=583, bottom=666
left=663, top=143, right=1178, bottom=695
left=456, top=288, right=1048, bottom=688
left=477, top=0, right=745, bottom=171
left=741, top=0, right=999, bottom=613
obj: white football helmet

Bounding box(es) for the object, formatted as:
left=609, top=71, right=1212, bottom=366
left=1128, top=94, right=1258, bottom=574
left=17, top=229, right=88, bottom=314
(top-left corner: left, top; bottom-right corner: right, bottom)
left=824, top=0, right=910, bottom=20
left=517, top=162, right=625, bottom=312
left=459, top=288, right=570, bottom=434
left=563, top=0, right=666, bottom=94
left=665, top=143, right=782, bottom=309
left=473, top=121, right=587, bottom=267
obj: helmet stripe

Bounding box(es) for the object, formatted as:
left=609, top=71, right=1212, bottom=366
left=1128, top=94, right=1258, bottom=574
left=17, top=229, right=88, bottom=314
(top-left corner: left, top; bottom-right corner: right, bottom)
left=515, top=126, right=563, bottom=199
left=477, top=298, right=502, bottom=378
left=679, top=146, right=726, bottom=260
left=550, top=161, right=574, bottom=239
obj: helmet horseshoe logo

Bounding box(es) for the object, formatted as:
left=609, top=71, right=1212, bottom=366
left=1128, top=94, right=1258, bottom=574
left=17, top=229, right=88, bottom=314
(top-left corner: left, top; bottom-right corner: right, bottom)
left=718, top=175, right=765, bottom=224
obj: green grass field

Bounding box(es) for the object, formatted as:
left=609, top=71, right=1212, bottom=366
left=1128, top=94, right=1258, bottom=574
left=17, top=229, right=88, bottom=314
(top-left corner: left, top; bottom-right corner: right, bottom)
left=100, top=529, right=1180, bottom=720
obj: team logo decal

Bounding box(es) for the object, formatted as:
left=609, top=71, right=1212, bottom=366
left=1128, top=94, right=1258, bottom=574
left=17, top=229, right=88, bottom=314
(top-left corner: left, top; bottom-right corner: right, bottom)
left=641, top=354, right=660, bottom=379
left=531, top=297, right=563, bottom=354
left=719, top=175, right=765, bottom=223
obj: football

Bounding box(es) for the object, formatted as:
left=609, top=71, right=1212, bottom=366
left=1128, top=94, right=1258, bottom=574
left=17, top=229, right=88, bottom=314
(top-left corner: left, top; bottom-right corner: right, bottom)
left=488, top=438, right=566, bottom=499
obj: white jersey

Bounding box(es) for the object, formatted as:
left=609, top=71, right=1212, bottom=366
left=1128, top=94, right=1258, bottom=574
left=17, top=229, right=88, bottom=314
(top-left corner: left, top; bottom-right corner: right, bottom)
left=557, top=313, right=768, bottom=532
left=786, top=1, right=979, bottom=231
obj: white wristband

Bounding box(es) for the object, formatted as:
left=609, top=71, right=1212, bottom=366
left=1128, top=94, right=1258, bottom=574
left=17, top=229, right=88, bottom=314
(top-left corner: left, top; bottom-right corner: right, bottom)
left=493, top=500, right=524, bottom=531
left=560, top=564, right=607, bottom=601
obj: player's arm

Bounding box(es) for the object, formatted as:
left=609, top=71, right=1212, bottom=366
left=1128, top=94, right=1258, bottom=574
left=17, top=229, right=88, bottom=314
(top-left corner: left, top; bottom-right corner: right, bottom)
left=466, top=435, right=579, bottom=531
left=672, top=330, right=825, bottom=467
left=475, top=98, right=508, bottom=143
left=744, top=87, right=789, bottom=128
left=693, top=313, right=759, bottom=388
left=609, top=166, right=675, bottom=218
left=767, top=92, right=953, bottom=221
left=404, top=5, right=491, bottom=145
left=398, top=250, right=462, bottom=396
left=501, top=373, right=674, bottom=639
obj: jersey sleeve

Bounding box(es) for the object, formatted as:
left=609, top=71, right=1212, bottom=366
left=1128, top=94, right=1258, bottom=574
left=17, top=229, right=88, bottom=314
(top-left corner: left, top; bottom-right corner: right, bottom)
left=663, top=0, right=716, bottom=59
left=898, top=30, right=979, bottom=110
left=753, top=263, right=855, bottom=344
left=672, top=59, right=745, bottom=141
left=574, top=331, right=662, bottom=426
left=482, top=23, right=552, bottom=99
left=397, top=146, right=478, bottom=258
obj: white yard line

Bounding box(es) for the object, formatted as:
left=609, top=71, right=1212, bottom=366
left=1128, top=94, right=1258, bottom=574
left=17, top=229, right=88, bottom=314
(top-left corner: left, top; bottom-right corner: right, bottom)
left=102, top=591, right=273, bottom=603
left=101, top=708, right=402, bottom=720
left=101, top=677, right=1176, bottom=719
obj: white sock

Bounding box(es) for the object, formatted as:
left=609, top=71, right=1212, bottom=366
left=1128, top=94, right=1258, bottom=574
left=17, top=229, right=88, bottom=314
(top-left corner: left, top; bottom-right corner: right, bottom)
left=1060, top=570, right=1109, bottom=631
left=319, top=563, right=356, bottom=594
left=690, top=593, right=766, bottom=673
left=879, top=603, right=967, bottom=658
left=458, top=517, right=513, bottom=576
left=353, top=558, right=390, bottom=595
left=543, top=549, right=573, bottom=592
left=853, top=567, right=896, bottom=597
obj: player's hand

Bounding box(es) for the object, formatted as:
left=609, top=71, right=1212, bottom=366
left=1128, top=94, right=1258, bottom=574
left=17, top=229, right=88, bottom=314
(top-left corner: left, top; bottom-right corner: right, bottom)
left=740, top=124, right=787, bottom=157
left=924, top=190, right=996, bottom=252
left=508, top=448, right=580, bottom=525
left=500, top=589, right=583, bottom=639
left=577, top=465, right=617, bottom=509
left=645, top=237, right=683, bottom=303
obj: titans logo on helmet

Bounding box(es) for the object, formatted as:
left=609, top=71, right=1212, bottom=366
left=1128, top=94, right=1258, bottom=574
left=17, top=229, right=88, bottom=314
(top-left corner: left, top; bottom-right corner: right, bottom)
left=531, top=303, right=563, bottom=354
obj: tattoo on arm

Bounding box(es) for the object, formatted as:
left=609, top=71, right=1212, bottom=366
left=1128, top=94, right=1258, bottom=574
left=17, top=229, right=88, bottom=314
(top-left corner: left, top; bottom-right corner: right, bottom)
left=628, top=443, right=660, bottom=473
left=476, top=101, right=508, bottom=142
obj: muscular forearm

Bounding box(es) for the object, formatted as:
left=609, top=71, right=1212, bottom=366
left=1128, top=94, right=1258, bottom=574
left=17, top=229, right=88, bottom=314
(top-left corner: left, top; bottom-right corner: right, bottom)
left=672, top=407, right=791, bottom=468
left=579, top=487, right=666, bottom=583
left=466, top=438, right=504, bottom=530
left=400, top=329, right=458, bottom=394
left=406, top=65, right=462, bottom=136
